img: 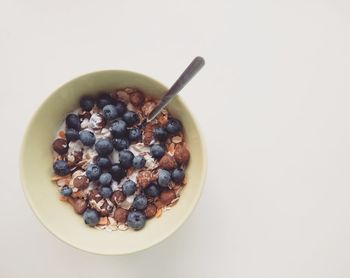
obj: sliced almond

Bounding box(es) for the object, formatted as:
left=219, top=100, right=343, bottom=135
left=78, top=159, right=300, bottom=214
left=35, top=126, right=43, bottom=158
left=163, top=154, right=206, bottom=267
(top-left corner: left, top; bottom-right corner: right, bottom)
left=57, top=178, right=71, bottom=187
left=171, top=136, right=182, bottom=144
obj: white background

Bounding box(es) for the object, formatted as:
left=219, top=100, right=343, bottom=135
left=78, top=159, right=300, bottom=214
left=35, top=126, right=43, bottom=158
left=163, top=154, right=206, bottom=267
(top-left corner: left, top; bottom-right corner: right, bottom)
left=1, top=0, right=350, bottom=277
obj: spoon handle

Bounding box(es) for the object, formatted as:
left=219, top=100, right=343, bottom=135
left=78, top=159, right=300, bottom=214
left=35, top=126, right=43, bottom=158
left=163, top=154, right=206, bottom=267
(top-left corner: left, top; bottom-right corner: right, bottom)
left=147, top=56, right=205, bottom=122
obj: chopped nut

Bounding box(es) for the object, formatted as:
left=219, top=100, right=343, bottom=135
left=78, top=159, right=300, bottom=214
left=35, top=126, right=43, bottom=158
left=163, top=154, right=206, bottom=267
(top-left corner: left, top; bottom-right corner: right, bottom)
left=114, top=207, right=128, bottom=223
left=129, top=90, right=145, bottom=106
left=174, top=144, right=190, bottom=164
left=144, top=204, right=157, bottom=218
left=160, top=190, right=176, bottom=205
left=159, top=154, right=177, bottom=170
left=137, top=170, right=152, bottom=188
left=72, top=170, right=84, bottom=179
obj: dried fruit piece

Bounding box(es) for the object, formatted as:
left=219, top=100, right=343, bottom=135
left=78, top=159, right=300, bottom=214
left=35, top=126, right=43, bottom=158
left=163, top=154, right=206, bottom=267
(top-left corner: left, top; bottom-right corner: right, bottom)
left=160, top=189, right=176, bottom=205
left=114, top=207, right=128, bottom=223
left=174, top=144, right=190, bottom=164
left=159, top=154, right=177, bottom=170
left=137, top=170, right=152, bottom=188
left=58, top=130, right=65, bottom=138
left=144, top=204, right=157, bottom=218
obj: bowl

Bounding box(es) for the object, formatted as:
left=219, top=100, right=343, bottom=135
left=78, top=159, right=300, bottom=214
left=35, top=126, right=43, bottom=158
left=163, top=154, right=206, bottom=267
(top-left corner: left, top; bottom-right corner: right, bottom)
left=20, top=70, right=207, bottom=255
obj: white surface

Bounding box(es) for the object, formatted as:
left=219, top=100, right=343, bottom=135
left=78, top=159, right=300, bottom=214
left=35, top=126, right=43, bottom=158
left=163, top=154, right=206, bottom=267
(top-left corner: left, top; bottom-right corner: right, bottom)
left=1, top=0, right=350, bottom=277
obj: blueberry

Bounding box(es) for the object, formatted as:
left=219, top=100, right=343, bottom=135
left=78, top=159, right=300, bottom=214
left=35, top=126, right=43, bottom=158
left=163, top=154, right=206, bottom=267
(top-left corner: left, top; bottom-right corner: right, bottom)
left=112, top=138, right=129, bottom=151
left=100, top=186, right=113, bottom=198
left=154, top=126, right=168, bottom=142
left=166, top=118, right=182, bottom=134
left=83, top=209, right=100, bottom=227
left=95, top=138, right=113, bottom=156
left=133, top=155, right=146, bottom=169
left=171, top=168, right=185, bottom=183
left=119, top=150, right=134, bottom=169
left=79, top=130, right=96, bottom=146
left=114, top=100, right=127, bottom=116
left=102, top=104, right=118, bottom=121
left=65, top=128, right=79, bottom=142
left=96, top=92, right=113, bottom=108
left=150, top=144, right=165, bottom=159
left=122, top=180, right=137, bottom=196
left=99, top=172, right=112, bottom=186
left=65, top=114, right=81, bottom=131
left=144, top=183, right=160, bottom=197
left=53, top=160, right=70, bottom=176
left=61, top=185, right=72, bottom=196
left=133, top=195, right=148, bottom=210
left=86, top=164, right=101, bottom=181
left=96, top=156, right=111, bottom=170
left=80, top=96, right=95, bottom=111
left=128, top=127, right=141, bottom=142
left=110, top=164, right=127, bottom=181
left=127, top=211, right=146, bottom=230
left=123, top=111, right=140, bottom=126
left=158, top=169, right=171, bottom=187
left=110, top=119, right=127, bottom=138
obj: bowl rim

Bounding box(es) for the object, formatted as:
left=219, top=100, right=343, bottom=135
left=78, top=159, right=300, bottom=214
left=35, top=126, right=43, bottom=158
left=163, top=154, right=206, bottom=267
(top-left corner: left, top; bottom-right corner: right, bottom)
left=19, top=69, right=207, bottom=255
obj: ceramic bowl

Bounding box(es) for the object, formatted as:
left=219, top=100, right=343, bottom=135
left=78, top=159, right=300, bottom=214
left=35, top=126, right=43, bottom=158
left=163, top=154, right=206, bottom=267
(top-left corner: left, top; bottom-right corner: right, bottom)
left=20, top=70, right=207, bottom=255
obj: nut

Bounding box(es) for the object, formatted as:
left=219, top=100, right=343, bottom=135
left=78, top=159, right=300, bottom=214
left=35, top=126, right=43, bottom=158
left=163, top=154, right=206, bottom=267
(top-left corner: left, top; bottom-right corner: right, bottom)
left=78, top=111, right=91, bottom=120
left=52, top=138, right=68, bottom=155
left=68, top=198, right=88, bottom=215
left=137, top=170, right=152, bottom=188
left=144, top=204, right=157, bottom=218
left=174, top=144, right=190, bottom=164
left=112, top=90, right=129, bottom=102
left=160, top=189, right=176, bottom=205
left=114, top=207, right=128, bottom=223
left=111, top=190, right=126, bottom=205
left=159, top=154, right=177, bottom=170
left=73, top=175, right=89, bottom=189
left=167, top=143, right=175, bottom=155
left=129, top=91, right=145, bottom=106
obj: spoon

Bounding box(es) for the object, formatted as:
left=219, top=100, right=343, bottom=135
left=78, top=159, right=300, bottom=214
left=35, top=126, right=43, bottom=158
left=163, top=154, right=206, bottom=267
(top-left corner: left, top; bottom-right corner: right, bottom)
left=147, top=56, right=205, bottom=122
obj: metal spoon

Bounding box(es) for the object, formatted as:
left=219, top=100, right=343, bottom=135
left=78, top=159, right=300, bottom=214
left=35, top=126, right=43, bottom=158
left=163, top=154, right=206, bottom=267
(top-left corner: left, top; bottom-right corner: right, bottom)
left=147, top=56, right=205, bottom=122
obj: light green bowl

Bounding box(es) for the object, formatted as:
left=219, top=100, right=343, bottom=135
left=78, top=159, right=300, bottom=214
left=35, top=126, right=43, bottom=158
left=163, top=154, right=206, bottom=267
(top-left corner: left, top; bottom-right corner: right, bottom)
left=20, top=70, right=207, bottom=255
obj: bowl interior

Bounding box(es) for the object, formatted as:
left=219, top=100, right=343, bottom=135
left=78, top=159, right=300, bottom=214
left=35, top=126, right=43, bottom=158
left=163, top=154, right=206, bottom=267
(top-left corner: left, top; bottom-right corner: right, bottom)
left=20, top=70, right=206, bottom=255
